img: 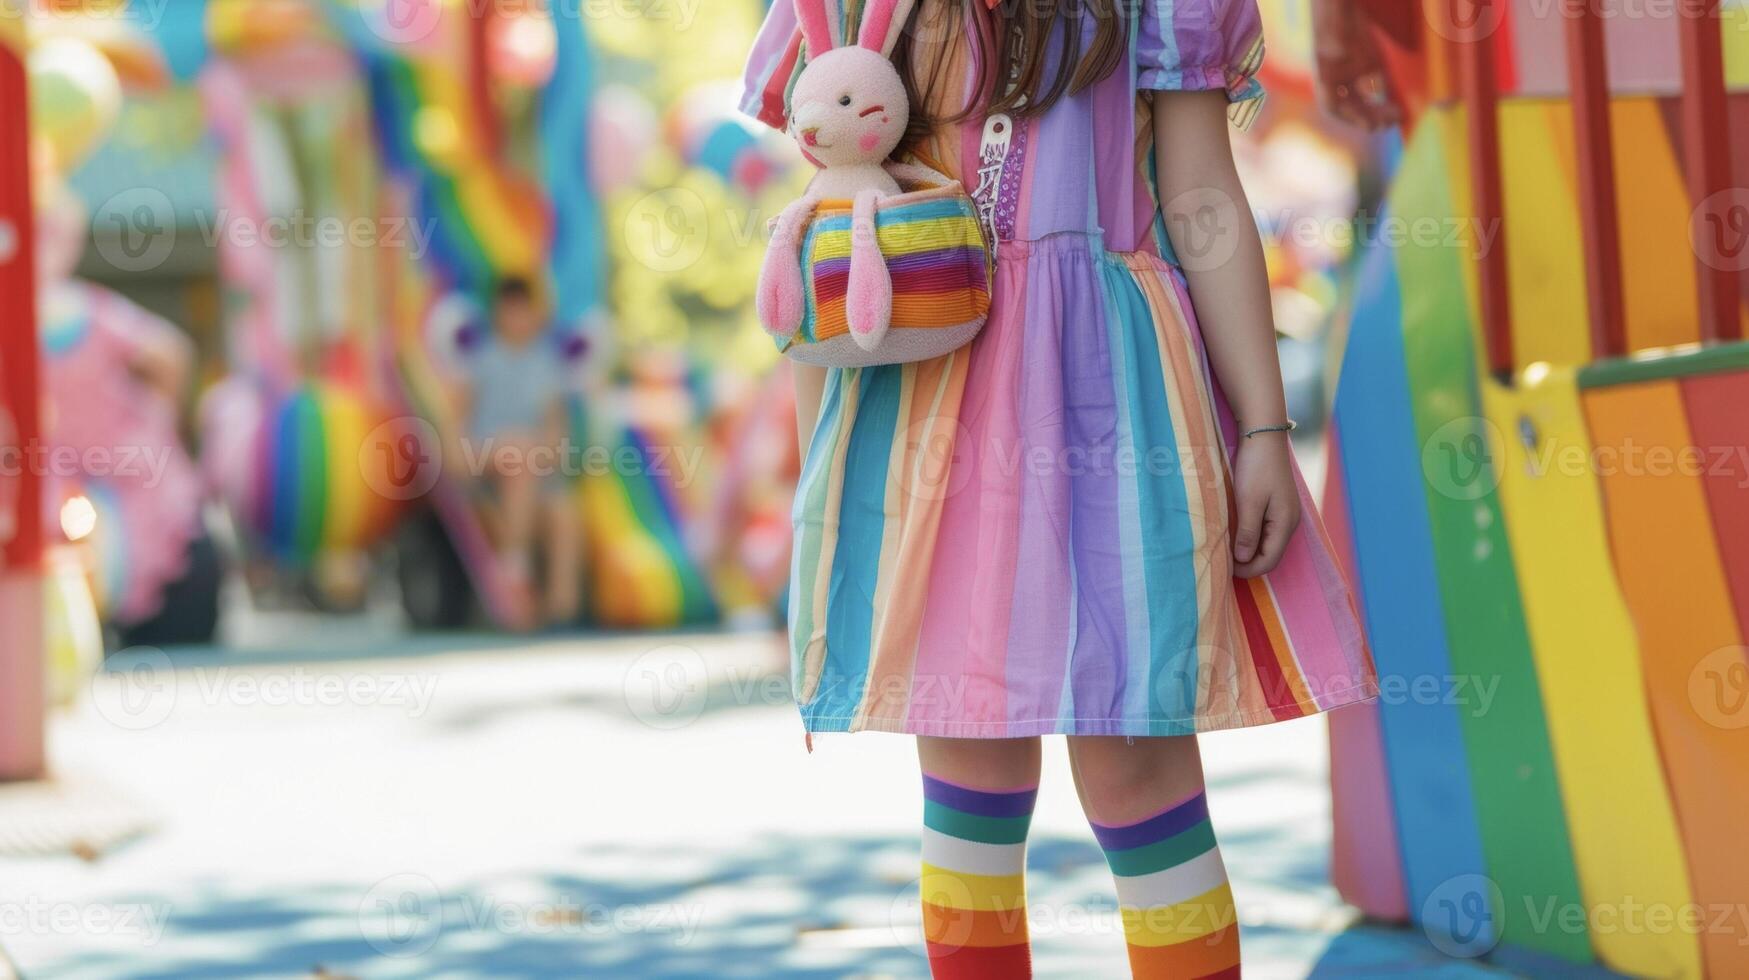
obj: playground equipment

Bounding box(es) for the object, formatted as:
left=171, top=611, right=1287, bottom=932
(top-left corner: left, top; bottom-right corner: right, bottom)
left=1, top=0, right=46, bottom=780
left=168, top=0, right=750, bottom=630
left=17, top=20, right=215, bottom=662
left=1326, top=2, right=1748, bottom=976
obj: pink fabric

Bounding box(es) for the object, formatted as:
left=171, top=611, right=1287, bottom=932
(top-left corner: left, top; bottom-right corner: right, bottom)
left=1320, top=426, right=1409, bottom=920
left=42, top=284, right=201, bottom=623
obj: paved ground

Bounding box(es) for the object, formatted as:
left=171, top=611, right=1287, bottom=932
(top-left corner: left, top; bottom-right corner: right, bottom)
left=0, top=630, right=1516, bottom=979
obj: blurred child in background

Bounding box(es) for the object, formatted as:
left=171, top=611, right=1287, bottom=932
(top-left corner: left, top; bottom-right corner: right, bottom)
left=456, top=277, right=581, bottom=627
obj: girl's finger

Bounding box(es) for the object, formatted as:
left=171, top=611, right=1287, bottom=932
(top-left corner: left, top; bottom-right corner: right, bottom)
left=1232, top=491, right=1265, bottom=564
left=1236, top=494, right=1299, bottom=579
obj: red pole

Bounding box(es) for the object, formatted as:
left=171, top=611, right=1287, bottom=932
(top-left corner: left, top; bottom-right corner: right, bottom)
left=0, top=0, right=46, bottom=782
left=468, top=0, right=500, bottom=157
left=1563, top=0, right=1627, bottom=359
left=1678, top=0, right=1740, bottom=343
left=1453, top=0, right=1514, bottom=377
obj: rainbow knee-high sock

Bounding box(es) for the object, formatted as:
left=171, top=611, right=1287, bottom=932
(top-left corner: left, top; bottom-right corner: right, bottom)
left=1091, top=791, right=1241, bottom=979
left=918, top=773, right=1037, bottom=979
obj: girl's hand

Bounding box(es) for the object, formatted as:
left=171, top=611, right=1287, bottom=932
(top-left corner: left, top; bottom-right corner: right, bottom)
left=1231, top=434, right=1300, bottom=578
left=1309, top=0, right=1401, bottom=130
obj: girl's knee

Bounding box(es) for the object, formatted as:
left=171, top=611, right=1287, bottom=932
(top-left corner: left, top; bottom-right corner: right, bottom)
left=1069, top=735, right=1204, bottom=822
left=917, top=735, right=1040, bottom=789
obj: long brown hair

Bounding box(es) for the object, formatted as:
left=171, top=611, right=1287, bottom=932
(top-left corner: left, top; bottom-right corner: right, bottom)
left=892, top=0, right=1129, bottom=140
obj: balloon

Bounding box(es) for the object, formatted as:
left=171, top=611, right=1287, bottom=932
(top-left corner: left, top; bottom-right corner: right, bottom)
left=488, top=6, right=557, bottom=88
left=211, top=384, right=401, bottom=564
left=588, top=85, right=657, bottom=195
left=28, top=37, right=123, bottom=172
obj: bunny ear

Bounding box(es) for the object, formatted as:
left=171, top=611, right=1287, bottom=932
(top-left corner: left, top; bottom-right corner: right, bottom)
left=857, top=0, right=916, bottom=57
left=794, top=0, right=842, bottom=57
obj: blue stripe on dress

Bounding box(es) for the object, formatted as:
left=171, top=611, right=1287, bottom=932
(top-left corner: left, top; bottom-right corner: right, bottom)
left=791, top=369, right=849, bottom=690
left=814, top=365, right=903, bottom=727
left=1097, top=263, right=1157, bottom=726
left=1103, top=261, right=1202, bottom=732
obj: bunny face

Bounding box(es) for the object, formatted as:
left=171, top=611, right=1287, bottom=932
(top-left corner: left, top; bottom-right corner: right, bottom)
left=788, top=47, right=909, bottom=169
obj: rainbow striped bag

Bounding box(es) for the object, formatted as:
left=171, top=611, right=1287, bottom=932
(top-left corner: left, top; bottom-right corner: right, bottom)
left=776, top=176, right=991, bottom=367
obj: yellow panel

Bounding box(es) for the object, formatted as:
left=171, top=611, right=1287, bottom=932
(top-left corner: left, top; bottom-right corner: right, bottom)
left=1499, top=101, right=1592, bottom=368
left=1726, top=4, right=1749, bottom=89
left=1610, top=99, right=1699, bottom=352
left=1483, top=369, right=1701, bottom=980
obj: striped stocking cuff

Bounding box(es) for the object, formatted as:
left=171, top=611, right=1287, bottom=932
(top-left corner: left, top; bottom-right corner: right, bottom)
left=1091, top=791, right=1241, bottom=979
left=919, top=773, right=1037, bottom=979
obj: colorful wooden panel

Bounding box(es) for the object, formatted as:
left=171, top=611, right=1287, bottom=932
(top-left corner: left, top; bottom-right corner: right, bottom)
left=1397, top=115, right=1590, bottom=963
left=1492, top=98, right=1704, bottom=369
left=1679, top=371, right=1749, bottom=631
left=1333, top=222, right=1495, bottom=954
left=1321, top=425, right=1410, bottom=923
left=1583, top=380, right=1749, bottom=977
left=1482, top=368, right=1701, bottom=979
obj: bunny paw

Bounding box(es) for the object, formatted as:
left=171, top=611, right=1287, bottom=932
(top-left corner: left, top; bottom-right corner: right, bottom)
left=846, top=191, right=892, bottom=352
left=757, top=249, right=806, bottom=340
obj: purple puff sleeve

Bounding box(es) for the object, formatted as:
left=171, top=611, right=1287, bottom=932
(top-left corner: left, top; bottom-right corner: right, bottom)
left=740, top=2, right=804, bottom=132
left=1136, top=0, right=1267, bottom=129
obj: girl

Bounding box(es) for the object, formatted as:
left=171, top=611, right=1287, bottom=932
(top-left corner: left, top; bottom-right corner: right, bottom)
left=742, top=2, right=1377, bottom=976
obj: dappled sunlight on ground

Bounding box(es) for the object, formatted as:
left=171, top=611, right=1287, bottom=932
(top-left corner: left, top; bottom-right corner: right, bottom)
left=1, top=633, right=1507, bottom=978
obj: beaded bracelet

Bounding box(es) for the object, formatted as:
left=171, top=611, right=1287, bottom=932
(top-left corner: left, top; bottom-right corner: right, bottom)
left=1241, top=420, right=1298, bottom=439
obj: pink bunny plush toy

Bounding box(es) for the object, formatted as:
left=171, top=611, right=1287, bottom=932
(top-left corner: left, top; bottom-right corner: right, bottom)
left=757, top=0, right=932, bottom=358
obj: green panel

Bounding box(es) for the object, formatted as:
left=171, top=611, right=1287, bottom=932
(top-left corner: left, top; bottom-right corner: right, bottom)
left=1393, top=118, right=1591, bottom=962
left=1577, top=340, right=1749, bottom=390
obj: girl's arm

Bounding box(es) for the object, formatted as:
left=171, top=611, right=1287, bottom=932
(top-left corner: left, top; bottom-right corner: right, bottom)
left=1152, top=89, right=1298, bottom=578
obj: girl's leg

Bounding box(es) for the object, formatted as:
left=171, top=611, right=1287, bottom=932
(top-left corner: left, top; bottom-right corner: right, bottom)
left=539, top=491, right=581, bottom=625
left=1067, top=735, right=1240, bottom=979
left=916, top=736, right=1041, bottom=980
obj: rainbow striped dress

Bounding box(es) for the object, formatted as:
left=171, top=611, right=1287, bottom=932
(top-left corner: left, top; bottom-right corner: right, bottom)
left=743, top=0, right=1376, bottom=737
